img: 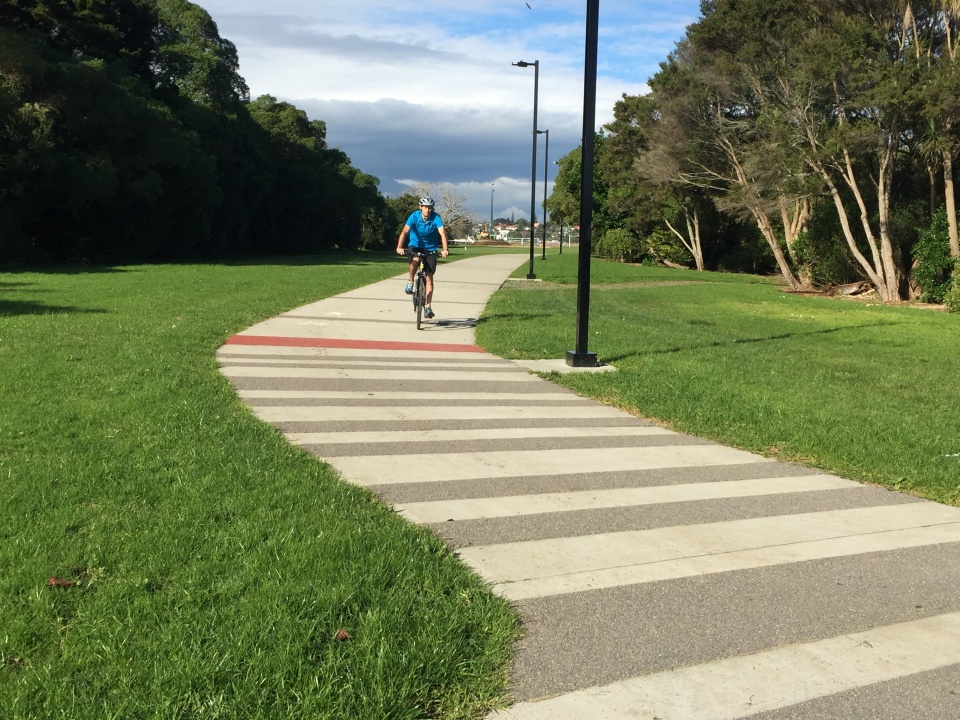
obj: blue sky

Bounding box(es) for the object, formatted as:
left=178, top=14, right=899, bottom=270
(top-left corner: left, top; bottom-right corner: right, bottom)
left=198, top=0, right=702, bottom=224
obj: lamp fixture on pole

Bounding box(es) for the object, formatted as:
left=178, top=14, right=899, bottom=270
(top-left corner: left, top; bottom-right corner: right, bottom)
left=513, top=59, right=539, bottom=279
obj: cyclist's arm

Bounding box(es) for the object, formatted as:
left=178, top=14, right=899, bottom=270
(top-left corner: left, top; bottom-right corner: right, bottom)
left=397, top=225, right=411, bottom=255
left=438, top=225, right=450, bottom=258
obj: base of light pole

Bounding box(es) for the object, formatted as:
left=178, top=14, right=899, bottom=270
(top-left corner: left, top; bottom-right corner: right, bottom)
left=526, top=272, right=537, bottom=279
left=566, top=350, right=598, bottom=367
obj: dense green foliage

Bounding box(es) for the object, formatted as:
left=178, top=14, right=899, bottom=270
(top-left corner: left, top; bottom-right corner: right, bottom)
left=549, top=0, right=960, bottom=304
left=0, top=1, right=398, bottom=264
left=945, top=258, right=960, bottom=311
left=914, top=206, right=956, bottom=302
left=594, top=227, right=643, bottom=263
left=0, top=256, right=518, bottom=719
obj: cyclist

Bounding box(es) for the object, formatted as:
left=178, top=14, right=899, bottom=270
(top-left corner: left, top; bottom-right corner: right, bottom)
left=396, top=196, right=449, bottom=319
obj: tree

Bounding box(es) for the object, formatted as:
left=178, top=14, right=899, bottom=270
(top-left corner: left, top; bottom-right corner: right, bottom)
left=546, top=150, right=580, bottom=227
left=154, top=0, right=249, bottom=109
left=0, top=27, right=55, bottom=257
left=660, top=0, right=943, bottom=299
left=247, top=96, right=345, bottom=253
left=386, top=192, right=421, bottom=237
left=607, top=91, right=718, bottom=270
left=602, top=94, right=659, bottom=237
left=662, top=198, right=707, bottom=270
left=2, top=0, right=160, bottom=82
left=914, top=1, right=960, bottom=258
left=648, top=40, right=805, bottom=289
left=547, top=133, right=613, bottom=238
left=436, top=183, right=475, bottom=239
left=0, top=24, right=220, bottom=262
left=406, top=182, right=474, bottom=240
left=0, top=5, right=395, bottom=263
left=782, top=1, right=919, bottom=300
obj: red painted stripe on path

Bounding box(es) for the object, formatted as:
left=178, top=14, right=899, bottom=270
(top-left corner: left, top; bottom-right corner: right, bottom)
left=224, top=334, right=485, bottom=354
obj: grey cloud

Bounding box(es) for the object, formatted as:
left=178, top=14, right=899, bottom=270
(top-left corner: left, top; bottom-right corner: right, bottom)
left=213, top=13, right=460, bottom=64
left=300, top=98, right=582, bottom=217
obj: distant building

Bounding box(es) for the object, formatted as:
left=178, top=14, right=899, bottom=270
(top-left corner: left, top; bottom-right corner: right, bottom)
left=493, top=222, right=519, bottom=241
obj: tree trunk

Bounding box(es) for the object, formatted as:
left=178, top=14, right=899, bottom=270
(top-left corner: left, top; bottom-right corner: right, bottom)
left=719, top=136, right=801, bottom=289
left=817, top=168, right=892, bottom=299
left=687, top=208, right=704, bottom=271
left=808, top=135, right=900, bottom=301
left=664, top=208, right=705, bottom=271
left=874, top=143, right=902, bottom=300
left=944, top=149, right=960, bottom=257
left=780, top=197, right=812, bottom=288
left=754, top=208, right=802, bottom=290
left=929, top=162, right=939, bottom=216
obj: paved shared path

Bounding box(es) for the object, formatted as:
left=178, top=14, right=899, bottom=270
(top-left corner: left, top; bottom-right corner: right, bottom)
left=218, top=253, right=960, bottom=719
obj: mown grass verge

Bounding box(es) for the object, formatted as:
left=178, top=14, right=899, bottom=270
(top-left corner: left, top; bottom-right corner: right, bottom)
left=476, top=253, right=960, bottom=504
left=0, top=254, right=519, bottom=720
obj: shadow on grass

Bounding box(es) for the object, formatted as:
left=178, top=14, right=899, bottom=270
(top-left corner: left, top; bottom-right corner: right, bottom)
left=0, top=300, right=108, bottom=318
left=0, top=264, right=130, bottom=276
left=603, top=320, right=901, bottom=363
left=1, top=251, right=399, bottom=274
left=220, top=251, right=399, bottom=269
left=476, top=312, right=554, bottom=324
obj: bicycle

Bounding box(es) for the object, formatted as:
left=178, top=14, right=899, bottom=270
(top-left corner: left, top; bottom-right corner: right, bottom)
left=407, top=249, right=436, bottom=330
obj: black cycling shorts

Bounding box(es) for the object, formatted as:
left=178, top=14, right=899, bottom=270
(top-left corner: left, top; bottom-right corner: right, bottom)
left=408, top=248, right=438, bottom=275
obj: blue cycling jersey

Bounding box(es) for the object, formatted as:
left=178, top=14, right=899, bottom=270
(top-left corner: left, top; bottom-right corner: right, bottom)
left=405, top=210, right=445, bottom=252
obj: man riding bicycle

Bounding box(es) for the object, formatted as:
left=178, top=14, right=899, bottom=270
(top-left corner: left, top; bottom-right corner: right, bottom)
left=396, top=196, right=449, bottom=319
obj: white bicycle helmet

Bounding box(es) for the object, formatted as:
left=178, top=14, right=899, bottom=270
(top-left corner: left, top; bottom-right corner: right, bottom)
left=419, top=196, right=435, bottom=207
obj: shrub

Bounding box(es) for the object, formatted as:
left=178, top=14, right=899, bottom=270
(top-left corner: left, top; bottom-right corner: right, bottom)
left=944, top=258, right=960, bottom=313
left=595, top=227, right=644, bottom=263
left=645, top=225, right=691, bottom=267
left=913, top=206, right=954, bottom=303
left=793, top=205, right=859, bottom=287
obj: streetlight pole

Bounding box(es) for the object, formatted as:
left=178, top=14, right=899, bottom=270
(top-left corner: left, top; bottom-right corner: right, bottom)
left=513, top=59, right=539, bottom=279
left=567, top=0, right=599, bottom=367
left=537, top=128, right=549, bottom=261
left=554, top=159, right=562, bottom=256
left=490, top=184, right=495, bottom=240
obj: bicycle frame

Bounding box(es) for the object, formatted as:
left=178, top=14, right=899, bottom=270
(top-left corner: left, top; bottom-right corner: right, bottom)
left=407, top=249, right=435, bottom=330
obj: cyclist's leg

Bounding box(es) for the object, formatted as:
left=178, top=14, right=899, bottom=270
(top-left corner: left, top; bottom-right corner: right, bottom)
left=423, top=254, right=438, bottom=306
left=407, top=254, right=418, bottom=283
left=404, top=251, right=418, bottom=293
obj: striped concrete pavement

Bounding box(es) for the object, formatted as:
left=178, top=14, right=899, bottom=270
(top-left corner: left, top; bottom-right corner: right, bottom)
left=218, top=253, right=960, bottom=719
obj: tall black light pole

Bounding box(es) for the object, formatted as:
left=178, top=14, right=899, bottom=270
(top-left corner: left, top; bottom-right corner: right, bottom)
left=537, top=128, right=549, bottom=260
left=567, top=0, right=599, bottom=367
left=490, top=184, right=495, bottom=239
left=513, top=59, right=539, bottom=279
left=554, top=160, right=562, bottom=255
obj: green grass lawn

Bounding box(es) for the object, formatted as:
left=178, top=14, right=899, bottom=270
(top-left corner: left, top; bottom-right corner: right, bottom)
left=0, top=254, right=518, bottom=720
left=476, top=252, right=960, bottom=504
left=5, top=248, right=958, bottom=718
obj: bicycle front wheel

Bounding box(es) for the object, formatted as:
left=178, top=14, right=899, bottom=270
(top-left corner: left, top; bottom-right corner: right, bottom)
left=414, top=277, right=424, bottom=329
